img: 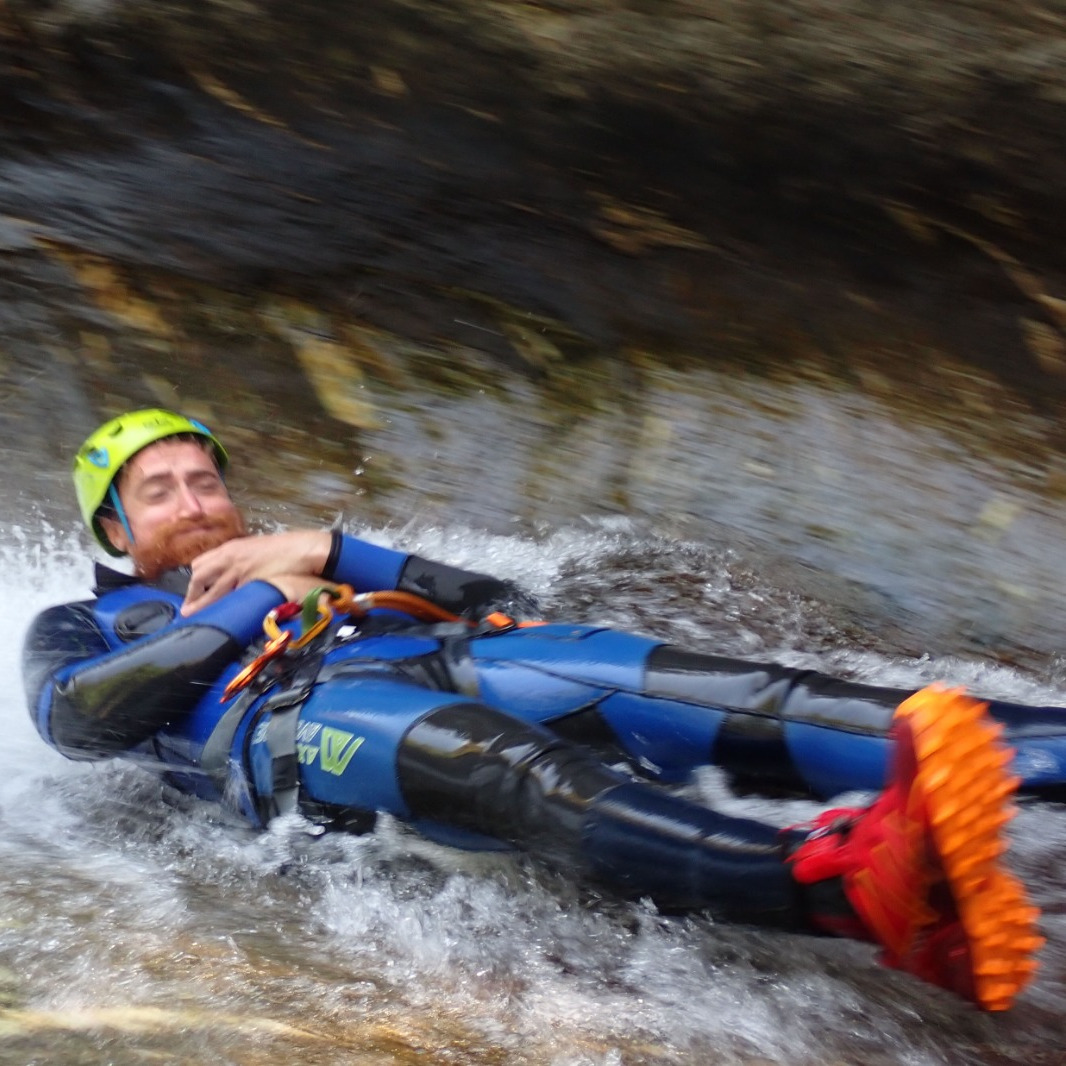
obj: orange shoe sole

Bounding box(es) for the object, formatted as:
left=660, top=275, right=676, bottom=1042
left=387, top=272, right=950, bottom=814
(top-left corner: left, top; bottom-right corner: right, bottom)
left=882, top=685, right=1044, bottom=1010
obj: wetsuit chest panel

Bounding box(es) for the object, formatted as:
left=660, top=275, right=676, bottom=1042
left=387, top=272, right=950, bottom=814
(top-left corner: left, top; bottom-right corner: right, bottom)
left=322, top=633, right=444, bottom=668
left=94, top=586, right=184, bottom=650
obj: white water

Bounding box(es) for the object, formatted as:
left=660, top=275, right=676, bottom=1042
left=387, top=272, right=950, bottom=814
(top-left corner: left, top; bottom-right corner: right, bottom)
left=1, top=520, right=1064, bottom=1065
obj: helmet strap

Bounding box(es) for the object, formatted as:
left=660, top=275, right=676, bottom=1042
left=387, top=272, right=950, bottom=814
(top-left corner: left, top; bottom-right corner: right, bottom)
left=108, top=483, right=136, bottom=548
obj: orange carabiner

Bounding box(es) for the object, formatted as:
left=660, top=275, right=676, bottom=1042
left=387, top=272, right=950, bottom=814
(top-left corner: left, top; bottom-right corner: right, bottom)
left=330, top=586, right=464, bottom=623
left=329, top=585, right=546, bottom=630
left=220, top=630, right=292, bottom=702
left=259, top=593, right=338, bottom=650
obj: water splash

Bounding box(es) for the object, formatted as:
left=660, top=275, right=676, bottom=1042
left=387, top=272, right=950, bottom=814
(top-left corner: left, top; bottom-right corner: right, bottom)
left=1, top=519, right=1064, bottom=1064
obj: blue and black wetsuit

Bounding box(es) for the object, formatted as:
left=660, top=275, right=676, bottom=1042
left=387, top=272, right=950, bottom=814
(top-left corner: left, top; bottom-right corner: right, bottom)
left=21, top=533, right=1066, bottom=927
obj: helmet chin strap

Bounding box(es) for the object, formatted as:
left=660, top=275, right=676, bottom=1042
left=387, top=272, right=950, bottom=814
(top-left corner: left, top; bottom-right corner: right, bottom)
left=109, top=484, right=135, bottom=549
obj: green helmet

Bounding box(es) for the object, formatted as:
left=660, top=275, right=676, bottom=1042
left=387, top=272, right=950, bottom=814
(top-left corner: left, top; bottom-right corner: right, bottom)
left=73, top=408, right=229, bottom=555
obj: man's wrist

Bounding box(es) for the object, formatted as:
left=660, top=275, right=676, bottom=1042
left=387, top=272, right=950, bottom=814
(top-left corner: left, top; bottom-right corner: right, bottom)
left=292, top=530, right=333, bottom=577
left=320, top=530, right=343, bottom=580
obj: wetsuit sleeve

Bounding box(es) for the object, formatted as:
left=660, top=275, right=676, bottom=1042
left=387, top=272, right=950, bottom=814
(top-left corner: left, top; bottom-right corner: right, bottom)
left=23, top=581, right=285, bottom=760
left=322, top=532, right=540, bottom=618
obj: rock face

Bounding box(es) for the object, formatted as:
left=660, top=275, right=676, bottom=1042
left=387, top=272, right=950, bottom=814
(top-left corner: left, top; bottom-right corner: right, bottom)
left=4, top=0, right=1066, bottom=667
left=4, top=0, right=1066, bottom=407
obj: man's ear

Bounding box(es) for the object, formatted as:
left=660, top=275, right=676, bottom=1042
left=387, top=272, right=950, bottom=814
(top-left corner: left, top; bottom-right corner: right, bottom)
left=98, top=514, right=131, bottom=555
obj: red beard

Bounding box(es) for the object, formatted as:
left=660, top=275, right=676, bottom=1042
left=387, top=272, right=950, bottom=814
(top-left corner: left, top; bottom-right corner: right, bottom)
left=132, top=511, right=247, bottom=580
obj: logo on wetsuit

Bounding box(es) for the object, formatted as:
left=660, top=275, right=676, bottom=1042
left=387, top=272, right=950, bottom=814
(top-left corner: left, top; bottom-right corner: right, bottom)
left=296, top=721, right=364, bottom=775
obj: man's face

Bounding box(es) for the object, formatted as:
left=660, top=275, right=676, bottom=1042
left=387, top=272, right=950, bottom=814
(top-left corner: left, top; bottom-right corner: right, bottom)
left=98, top=438, right=246, bottom=577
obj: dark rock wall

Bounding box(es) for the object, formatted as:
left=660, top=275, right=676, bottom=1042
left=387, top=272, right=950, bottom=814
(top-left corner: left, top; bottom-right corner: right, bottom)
left=3, top=0, right=1066, bottom=396
left=4, top=0, right=1066, bottom=664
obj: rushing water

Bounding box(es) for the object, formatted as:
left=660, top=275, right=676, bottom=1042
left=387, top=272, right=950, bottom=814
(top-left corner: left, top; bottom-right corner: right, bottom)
left=4, top=2, right=1066, bottom=1057
left=2, top=516, right=1065, bottom=1066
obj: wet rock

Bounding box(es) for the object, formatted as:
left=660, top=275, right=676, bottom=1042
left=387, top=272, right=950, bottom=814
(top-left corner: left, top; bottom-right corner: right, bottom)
left=4, top=0, right=1066, bottom=669
left=2, top=0, right=1066, bottom=409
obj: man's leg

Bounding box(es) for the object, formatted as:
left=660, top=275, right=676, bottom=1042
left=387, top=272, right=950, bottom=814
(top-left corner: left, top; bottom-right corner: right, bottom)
left=388, top=674, right=1042, bottom=1009
left=787, top=686, right=1043, bottom=1011
left=635, top=645, right=1066, bottom=796
left=468, top=627, right=1066, bottom=797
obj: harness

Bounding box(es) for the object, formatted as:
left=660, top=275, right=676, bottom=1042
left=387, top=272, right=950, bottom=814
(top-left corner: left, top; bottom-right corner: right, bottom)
left=214, top=585, right=542, bottom=826
left=199, top=645, right=327, bottom=824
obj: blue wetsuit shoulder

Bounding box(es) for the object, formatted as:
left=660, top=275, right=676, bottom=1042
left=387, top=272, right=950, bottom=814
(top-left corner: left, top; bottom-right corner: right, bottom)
left=23, top=579, right=284, bottom=760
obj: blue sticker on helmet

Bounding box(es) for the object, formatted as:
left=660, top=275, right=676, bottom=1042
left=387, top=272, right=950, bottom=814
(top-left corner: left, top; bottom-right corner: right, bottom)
left=87, top=447, right=110, bottom=468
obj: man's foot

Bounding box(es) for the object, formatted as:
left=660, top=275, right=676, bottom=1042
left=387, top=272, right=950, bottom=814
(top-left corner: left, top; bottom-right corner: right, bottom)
left=788, top=684, right=1044, bottom=1010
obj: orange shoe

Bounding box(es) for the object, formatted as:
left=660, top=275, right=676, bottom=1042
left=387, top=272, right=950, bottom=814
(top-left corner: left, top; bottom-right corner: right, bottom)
left=788, top=684, right=1044, bottom=1010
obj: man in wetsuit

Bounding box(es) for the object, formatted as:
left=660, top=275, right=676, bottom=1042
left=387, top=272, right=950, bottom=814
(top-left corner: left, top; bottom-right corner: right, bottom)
left=22, top=409, right=1044, bottom=1011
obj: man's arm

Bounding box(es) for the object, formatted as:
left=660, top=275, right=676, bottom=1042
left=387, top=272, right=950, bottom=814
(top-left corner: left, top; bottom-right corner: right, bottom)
left=387, top=552, right=540, bottom=620
left=24, top=582, right=285, bottom=760
left=181, top=530, right=333, bottom=615
left=182, top=530, right=539, bottom=619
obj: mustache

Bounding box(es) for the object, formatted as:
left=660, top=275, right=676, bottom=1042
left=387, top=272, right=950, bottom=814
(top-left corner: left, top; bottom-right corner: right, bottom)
left=165, top=514, right=240, bottom=538
left=133, top=511, right=246, bottom=580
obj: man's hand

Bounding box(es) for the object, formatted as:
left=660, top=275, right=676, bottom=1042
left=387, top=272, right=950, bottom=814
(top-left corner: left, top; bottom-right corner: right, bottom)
left=261, top=573, right=338, bottom=607
left=180, top=530, right=332, bottom=615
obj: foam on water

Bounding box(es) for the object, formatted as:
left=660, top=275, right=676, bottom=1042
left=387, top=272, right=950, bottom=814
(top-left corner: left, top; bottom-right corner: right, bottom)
left=1, top=519, right=1064, bottom=1064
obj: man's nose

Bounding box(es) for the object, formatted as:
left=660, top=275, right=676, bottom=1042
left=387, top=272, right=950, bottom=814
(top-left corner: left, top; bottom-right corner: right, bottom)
left=175, top=482, right=206, bottom=516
